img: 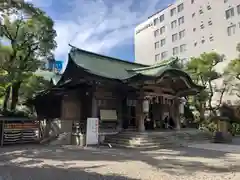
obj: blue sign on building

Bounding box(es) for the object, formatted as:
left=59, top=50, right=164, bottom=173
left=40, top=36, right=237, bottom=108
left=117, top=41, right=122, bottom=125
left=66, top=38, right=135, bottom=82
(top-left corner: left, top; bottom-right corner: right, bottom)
left=55, top=61, right=63, bottom=72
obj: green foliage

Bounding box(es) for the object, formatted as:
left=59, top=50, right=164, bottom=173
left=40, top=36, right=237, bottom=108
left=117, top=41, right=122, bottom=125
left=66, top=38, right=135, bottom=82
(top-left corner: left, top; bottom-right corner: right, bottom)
left=186, top=52, right=223, bottom=85
left=185, top=52, right=225, bottom=121
left=0, top=2, right=57, bottom=111
left=0, top=0, right=43, bottom=16
left=226, top=58, right=240, bottom=80
left=19, top=75, right=51, bottom=100
left=225, top=43, right=240, bottom=98
left=0, top=108, right=30, bottom=117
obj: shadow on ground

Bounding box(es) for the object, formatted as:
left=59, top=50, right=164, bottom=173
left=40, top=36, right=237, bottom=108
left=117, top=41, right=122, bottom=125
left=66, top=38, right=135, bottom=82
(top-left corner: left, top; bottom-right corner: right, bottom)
left=0, top=163, right=139, bottom=180
left=0, top=141, right=240, bottom=178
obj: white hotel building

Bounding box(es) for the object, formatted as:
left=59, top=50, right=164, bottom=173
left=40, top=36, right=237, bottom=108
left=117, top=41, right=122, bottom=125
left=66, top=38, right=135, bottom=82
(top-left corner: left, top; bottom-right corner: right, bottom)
left=134, top=0, right=240, bottom=66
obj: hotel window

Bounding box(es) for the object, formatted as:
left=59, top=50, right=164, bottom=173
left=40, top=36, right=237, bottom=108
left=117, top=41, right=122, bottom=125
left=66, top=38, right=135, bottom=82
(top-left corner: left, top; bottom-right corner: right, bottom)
left=160, top=14, right=164, bottom=22
left=201, top=39, right=205, bottom=44
left=161, top=51, right=167, bottom=60
left=160, top=38, right=166, bottom=47
left=155, top=54, right=160, bottom=61
left=178, top=3, right=184, bottom=12
left=199, top=9, right=203, bottom=14
left=194, top=42, right=197, bottom=46
left=178, top=16, right=184, bottom=25
left=193, top=28, right=196, bottom=32
left=200, top=24, right=205, bottom=29
left=154, top=18, right=159, bottom=25
left=172, top=33, right=178, bottom=42
left=155, top=41, right=159, bottom=49
left=224, top=0, right=228, bottom=3
left=160, top=26, right=165, bottom=34
left=154, top=29, right=159, bottom=37
left=171, top=20, right=177, bottom=29
left=191, top=0, right=195, bottom=4
left=237, top=5, right=240, bottom=15
left=227, top=24, right=236, bottom=36
left=173, top=47, right=179, bottom=56
left=179, top=30, right=185, bottom=39
left=226, top=8, right=234, bottom=19
left=208, top=20, right=213, bottom=25
left=180, top=44, right=186, bottom=53
left=171, top=8, right=176, bottom=16
left=207, top=5, right=212, bottom=10
left=209, top=36, right=214, bottom=42
left=192, top=13, right=195, bottom=17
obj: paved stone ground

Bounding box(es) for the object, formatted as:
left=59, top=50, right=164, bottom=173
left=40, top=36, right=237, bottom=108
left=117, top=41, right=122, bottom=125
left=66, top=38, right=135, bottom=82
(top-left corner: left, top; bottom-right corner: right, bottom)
left=0, top=143, right=240, bottom=180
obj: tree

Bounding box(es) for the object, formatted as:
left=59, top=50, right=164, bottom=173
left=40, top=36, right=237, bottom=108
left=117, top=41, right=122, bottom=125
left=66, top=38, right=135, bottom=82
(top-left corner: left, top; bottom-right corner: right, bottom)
left=0, top=44, right=13, bottom=109
left=19, top=75, right=51, bottom=101
left=0, top=0, right=42, bottom=16
left=185, top=52, right=225, bottom=121
left=0, top=5, right=57, bottom=111
left=225, top=43, right=240, bottom=98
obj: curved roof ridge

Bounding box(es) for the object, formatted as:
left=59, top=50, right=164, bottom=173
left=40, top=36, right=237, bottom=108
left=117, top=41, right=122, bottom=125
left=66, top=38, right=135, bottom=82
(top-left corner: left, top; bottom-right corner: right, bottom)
left=130, top=58, right=177, bottom=72
left=69, top=44, right=147, bottom=67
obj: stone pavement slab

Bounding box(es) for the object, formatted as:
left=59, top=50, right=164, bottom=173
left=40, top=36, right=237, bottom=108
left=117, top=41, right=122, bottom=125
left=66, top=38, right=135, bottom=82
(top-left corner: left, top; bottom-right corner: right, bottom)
left=0, top=144, right=239, bottom=180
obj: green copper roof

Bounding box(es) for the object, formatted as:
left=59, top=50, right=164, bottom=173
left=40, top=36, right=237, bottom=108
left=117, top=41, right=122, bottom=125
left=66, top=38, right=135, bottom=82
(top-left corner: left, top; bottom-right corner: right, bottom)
left=69, top=47, right=147, bottom=80
left=129, top=59, right=178, bottom=76
left=67, top=46, right=203, bottom=91
left=35, top=69, right=61, bottom=85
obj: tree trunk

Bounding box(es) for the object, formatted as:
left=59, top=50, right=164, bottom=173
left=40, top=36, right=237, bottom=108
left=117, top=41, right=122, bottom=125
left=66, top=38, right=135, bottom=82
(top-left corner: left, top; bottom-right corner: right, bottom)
left=199, top=103, right=206, bottom=122
left=10, top=81, right=22, bottom=111
left=2, top=86, right=11, bottom=111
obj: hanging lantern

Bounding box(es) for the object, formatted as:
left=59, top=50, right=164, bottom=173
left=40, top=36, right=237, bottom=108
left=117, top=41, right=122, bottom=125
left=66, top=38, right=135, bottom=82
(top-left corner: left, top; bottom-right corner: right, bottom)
left=149, top=97, right=153, bottom=104
left=142, top=98, right=150, bottom=113
left=179, top=102, right=184, bottom=114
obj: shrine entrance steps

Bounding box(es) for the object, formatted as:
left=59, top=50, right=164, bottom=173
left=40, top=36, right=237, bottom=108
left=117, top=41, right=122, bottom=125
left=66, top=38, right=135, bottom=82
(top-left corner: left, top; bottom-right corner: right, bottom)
left=103, top=129, right=212, bottom=149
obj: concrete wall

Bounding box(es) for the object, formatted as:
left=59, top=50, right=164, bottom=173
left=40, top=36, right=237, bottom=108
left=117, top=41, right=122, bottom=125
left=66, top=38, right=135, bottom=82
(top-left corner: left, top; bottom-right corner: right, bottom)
left=135, top=0, right=240, bottom=106
left=135, top=0, right=240, bottom=66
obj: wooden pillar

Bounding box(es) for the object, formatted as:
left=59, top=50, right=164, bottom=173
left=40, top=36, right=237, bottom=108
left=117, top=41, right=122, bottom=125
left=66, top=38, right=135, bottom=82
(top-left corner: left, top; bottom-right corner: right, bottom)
left=152, top=103, right=158, bottom=129
left=136, top=90, right=145, bottom=132
left=174, top=99, right=181, bottom=130
left=117, top=95, right=123, bottom=131
left=91, top=94, right=98, bottom=118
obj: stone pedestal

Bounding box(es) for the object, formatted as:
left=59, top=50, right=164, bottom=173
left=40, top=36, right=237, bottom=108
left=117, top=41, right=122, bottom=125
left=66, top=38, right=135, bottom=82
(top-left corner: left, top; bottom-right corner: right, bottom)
left=213, top=117, right=232, bottom=143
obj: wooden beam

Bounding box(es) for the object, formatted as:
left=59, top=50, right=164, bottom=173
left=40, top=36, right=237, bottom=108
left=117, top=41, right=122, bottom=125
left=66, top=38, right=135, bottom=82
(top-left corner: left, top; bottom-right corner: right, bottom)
left=144, top=92, right=177, bottom=99
left=142, top=85, right=175, bottom=94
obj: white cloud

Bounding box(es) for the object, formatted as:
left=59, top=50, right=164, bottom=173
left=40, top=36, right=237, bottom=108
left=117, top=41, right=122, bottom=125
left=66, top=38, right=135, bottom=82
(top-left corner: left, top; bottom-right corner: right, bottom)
left=31, top=0, right=172, bottom=61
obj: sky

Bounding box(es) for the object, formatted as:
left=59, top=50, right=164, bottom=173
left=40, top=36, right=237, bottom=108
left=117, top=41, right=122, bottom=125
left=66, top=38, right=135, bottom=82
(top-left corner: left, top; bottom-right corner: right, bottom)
left=27, top=0, right=174, bottom=63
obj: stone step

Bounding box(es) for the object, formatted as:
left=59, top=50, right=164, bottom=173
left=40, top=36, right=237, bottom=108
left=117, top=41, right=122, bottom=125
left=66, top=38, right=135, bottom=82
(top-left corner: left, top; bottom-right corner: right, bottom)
left=105, top=137, right=175, bottom=146
left=103, top=130, right=212, bottom=149
left=104, top=136, right=189, bottom=148
left=105, top=137, right=173, bottom=143
left=105, top=134, right=210, bottom=142
left=103, top=142, right=160, bottom=149
left=105, top=138, right=198, bottom=146
left=103, top=141, right=183, bottom=148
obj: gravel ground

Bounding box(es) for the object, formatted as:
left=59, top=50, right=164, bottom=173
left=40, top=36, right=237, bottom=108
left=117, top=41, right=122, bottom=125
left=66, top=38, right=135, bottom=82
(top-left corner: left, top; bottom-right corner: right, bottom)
left=0, top=143, right=239, bottom=180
